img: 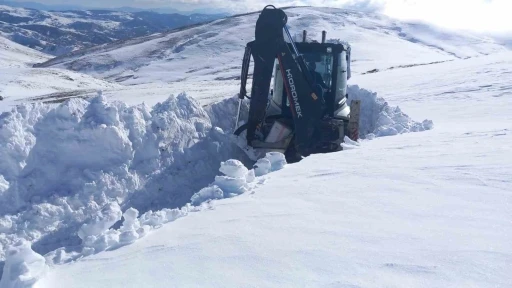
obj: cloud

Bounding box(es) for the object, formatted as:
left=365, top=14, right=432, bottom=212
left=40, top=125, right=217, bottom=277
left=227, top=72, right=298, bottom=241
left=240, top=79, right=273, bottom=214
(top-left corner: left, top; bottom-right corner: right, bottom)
left=229, top=0, right=512, bottom=33
left=6, top=0, right=512, bottom=33
left=341, top=0, right=386, bottom=12
left=381, top=0, right=512, bottom=33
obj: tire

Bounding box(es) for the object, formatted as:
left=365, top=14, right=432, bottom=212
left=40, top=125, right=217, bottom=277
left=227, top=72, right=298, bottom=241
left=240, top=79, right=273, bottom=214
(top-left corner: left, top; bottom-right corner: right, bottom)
left=284, top=137, right=302, bottom=163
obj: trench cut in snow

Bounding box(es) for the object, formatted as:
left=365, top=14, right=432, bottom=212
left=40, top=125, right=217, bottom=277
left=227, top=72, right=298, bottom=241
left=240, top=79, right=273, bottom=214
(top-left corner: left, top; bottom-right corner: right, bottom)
left=0, top=85, right=432, bottom=282
left=67, top=152, right=285, bottom=263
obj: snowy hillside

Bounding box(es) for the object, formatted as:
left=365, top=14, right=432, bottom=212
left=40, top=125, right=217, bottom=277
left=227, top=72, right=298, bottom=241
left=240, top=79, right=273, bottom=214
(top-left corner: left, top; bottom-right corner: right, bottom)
left=35, top=7, right=508, bottom=85
left=0, top=4, right=223, bottom=55
left=0, top=34, right=48, bottom=67
left=0, top=50, right=509, bottom=287
left=0, top=35, right=121, bottom=112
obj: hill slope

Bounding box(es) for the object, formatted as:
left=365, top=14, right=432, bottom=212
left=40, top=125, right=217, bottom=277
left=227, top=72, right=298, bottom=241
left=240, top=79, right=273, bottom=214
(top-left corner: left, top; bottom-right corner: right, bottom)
left=0, top=35, right=120, bottom=112
left=0, top=33, right=48, bottom=67
left=0, top=4, right=223, bottom=55
left=35, top=7, right=508, bottom=85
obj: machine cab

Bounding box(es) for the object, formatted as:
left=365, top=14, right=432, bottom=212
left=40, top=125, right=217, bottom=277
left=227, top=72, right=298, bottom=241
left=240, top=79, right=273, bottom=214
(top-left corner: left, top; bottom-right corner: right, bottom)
left=268, top=38, right=352, bottom=121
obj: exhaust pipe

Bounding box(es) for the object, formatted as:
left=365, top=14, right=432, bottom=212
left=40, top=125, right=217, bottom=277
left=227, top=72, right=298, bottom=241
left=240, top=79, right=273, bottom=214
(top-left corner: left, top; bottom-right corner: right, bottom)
left=303, top=30, right=307, bottom=42
left=321, top=30, right=326, bottom=43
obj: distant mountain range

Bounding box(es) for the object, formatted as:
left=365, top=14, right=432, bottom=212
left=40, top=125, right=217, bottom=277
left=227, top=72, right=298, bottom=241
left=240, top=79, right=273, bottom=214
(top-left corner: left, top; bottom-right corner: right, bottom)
left=0, top=0, right=230, bottom=15
left=35, top=7, right=509, bottom=85
left=0, top=3, right=227, bottom=56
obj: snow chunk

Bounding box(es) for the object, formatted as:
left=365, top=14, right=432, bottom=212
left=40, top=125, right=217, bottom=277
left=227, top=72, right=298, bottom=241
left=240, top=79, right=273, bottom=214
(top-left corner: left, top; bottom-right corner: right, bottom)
left=82, top=230, right=121, bottom=254
left=78, top=202, right=122, bottom=241
left=219, top=159, right=249, bottom=178
left=245, top=169, right=256, bottom=183
left=214, top=159, right=251, bottom=196
left=139, top=208, right=188, bottom=228
left=191, top=185, right=224, bottom=205
left=0, top=240, right=47, bottom=288
left=253, top=153, right=287, bottom=176
left=253, top=158, right=271, bottom=176
left=119, top=208, right=141, bottom=245
left=265, top=152, right=287, bottom=171
left=214, top=176, right=249, bottom=196
left=121, top=208, right=139, bottom=231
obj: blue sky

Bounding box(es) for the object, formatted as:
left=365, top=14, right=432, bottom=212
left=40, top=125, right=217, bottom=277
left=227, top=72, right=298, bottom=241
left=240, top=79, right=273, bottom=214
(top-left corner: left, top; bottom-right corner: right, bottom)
left=4, top=0, right=512, bottom=33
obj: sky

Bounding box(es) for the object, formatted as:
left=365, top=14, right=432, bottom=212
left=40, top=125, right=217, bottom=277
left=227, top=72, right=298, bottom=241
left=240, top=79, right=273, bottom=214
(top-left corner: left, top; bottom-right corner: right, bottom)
left=4, top=0, right=512, bottom=34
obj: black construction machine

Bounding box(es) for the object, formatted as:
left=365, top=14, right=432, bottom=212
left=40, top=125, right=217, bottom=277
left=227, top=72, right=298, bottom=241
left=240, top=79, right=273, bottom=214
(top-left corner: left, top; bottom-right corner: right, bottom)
left=234, top=5, right=360, bottom=163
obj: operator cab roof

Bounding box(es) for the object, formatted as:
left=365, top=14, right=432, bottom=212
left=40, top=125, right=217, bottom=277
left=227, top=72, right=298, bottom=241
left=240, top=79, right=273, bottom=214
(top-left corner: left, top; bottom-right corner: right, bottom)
left=290, top=42, right=351, bottom=54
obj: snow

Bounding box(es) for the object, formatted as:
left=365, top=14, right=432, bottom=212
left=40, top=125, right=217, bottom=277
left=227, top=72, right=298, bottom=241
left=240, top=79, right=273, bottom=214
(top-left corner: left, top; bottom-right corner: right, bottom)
left=36, top=124, right=512, bottom=288
left=0, top=6, right=32, bottom=18
left=190, top=185, right=224, bottom=205
left=0, top=68, right=121, bottom=112
left=28, top=50, right=512, bottom=288
left=77, top=202, right=123, bottom=242
left=0, top=78, right=433, bottom=284
left=47, top=154, right=270, bottom=264
left=117, top=208, right=141, bottom=244
left=219, top=159, right=249, bottom=178
left=0, top=36, right=49, bottom=68
left=0, top=240, right=47, bottom=288
left=0, top=5, right=511, bottom=288
left=0, top=6, right=174, bottom=55
left=0, top=91, right=255, bottom=272
left=347, top=85, right=434, bottom=138
left=0, top=36, right=122, bottom=113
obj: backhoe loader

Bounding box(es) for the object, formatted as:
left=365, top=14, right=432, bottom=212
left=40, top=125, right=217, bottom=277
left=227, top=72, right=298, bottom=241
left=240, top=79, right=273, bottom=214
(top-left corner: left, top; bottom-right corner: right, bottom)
left=234, top=5, right=360, bottom=162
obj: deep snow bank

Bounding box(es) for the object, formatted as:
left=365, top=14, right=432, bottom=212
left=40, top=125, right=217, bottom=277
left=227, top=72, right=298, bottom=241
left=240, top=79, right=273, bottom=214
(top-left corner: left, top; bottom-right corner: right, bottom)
left=0, top=92, right=251, bottom=275
left=347, top=85, right=433, bottom=138
left=0, top=85, right=432, bottom=281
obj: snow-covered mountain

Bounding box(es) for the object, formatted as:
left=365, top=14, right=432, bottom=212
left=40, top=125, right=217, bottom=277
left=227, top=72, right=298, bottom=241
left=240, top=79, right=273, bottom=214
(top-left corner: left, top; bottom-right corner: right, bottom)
left=0, top=0, right=230, bottom=15
left=0, top=4, right=223, bottom=55
left=35, top=7, right=508, bottom=85
left=0, top=35, right=121, bottom=111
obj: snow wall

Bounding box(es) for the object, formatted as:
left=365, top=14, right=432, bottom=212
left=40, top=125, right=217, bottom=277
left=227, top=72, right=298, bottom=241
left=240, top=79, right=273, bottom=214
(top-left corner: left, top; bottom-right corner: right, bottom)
left=0, top=85, right=432, bottom=284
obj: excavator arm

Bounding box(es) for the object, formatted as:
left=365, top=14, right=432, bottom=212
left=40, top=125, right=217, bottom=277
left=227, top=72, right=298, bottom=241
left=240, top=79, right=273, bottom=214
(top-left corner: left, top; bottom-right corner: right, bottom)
left=238, top=5, right=325, bottom=156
